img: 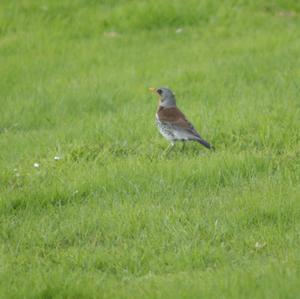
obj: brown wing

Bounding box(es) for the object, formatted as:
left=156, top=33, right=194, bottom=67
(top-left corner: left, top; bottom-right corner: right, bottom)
left=157, top=106, right=201, bottom=138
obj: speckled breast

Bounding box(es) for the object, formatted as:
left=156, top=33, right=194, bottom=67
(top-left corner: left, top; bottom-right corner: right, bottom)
left=156, top=117, right=175, bottom=141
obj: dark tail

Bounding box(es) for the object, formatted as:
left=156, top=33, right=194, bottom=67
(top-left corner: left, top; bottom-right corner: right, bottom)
left=195, top=138, right=215, bottom=150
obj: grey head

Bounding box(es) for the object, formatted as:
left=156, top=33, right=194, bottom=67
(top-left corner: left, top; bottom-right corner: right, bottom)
left=150, top=87, right=176, bottom=107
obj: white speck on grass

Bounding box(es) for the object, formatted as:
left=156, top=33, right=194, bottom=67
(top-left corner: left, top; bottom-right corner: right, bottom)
left=104, top=31, right=119, bottom=37
left=33, top=163, right=40, bottom=168
left=54, top=156, right=61, bottom=161
left=175, top=28, right=183, bottom=34
left=277, top=11, right=296, bottom=17
left=255, top=242, right=266, bottom=249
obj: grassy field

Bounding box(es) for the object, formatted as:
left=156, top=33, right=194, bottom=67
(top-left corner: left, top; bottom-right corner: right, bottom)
left=1, top=0, right=300, bottom=298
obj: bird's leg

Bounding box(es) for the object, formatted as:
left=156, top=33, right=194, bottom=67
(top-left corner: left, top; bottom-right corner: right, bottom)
left=162, top=142, right=175, bottom=156
left=181, top=141, right=186, bottom=152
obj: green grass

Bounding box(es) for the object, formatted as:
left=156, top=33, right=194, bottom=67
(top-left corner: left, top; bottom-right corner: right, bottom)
left=1, top=0, right=300, bottom=298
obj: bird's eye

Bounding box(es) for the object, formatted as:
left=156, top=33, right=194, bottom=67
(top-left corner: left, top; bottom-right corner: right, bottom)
left=157, top=89, right=163, bottom=95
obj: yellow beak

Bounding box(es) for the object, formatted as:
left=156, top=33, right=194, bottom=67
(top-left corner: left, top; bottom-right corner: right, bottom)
left=148, top=87, right=157, bottom=93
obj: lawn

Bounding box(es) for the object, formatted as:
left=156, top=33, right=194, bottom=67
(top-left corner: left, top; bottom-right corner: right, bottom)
left=1, top=1, right=300, bottom=298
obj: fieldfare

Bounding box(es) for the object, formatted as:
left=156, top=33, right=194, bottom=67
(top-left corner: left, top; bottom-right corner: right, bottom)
left=149, top=87, right=214, bottom=152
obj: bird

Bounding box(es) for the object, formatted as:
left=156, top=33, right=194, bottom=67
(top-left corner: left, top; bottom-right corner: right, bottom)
left=149, top=87, right=214, bottom=152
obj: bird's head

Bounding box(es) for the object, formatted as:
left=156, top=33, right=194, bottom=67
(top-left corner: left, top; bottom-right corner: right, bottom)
left=149, top=87, right=176, bottom=107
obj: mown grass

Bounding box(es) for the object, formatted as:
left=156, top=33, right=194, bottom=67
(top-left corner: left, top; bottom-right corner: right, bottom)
left=1, top=1, right=300, bottom=298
